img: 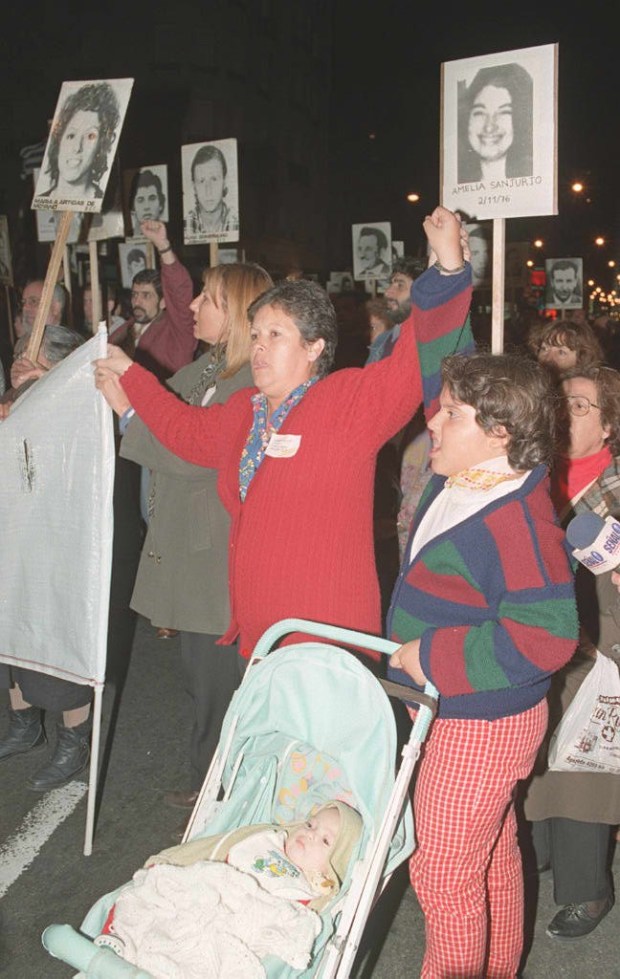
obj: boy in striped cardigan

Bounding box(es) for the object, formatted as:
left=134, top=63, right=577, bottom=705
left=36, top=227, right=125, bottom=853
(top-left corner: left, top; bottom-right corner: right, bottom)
left=389, top=352, right=578, bottom=978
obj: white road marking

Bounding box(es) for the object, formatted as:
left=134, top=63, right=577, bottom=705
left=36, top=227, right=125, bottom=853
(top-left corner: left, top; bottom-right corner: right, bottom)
left=0, top=781, right=88, bottom=897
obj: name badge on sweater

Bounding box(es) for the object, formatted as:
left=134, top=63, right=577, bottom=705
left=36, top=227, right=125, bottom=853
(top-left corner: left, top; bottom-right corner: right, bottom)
left=265, top=434, right=301, bottom=458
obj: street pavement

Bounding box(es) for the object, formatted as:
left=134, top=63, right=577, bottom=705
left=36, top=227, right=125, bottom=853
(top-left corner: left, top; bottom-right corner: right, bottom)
left=1, top=614, right=618, bottom=978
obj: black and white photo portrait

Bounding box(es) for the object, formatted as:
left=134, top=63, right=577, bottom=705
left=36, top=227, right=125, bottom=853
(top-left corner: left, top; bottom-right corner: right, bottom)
left=34, top=167, right=125, bottom=243
left=352, top=222, right=392, bottom=280
left=545, top=258, right=583, bottom=310
left=0, top=216, right=13, bottom=286
left=458, top=63, right=533, bottom=185
left=442, top=44, right=557, bottom=220
left=327, top=271, right=356, bottom=295
left=118, top=242, right=150, bottom=290
left=32, top=78, right=133, bottom=214
left=466, top=222, right=492, bottom=287
left=125, top=165, right=169, bottom=239
left=182, top=138, right=239, bottom=244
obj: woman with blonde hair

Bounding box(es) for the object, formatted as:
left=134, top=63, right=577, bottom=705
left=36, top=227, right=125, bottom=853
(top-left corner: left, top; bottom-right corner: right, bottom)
left=116, top=259, right=273, bottom=821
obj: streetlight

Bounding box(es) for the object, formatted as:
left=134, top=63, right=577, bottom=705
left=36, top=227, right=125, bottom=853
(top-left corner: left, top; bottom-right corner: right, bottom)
left=533, top=239, right=544, bottom=249
left=571, top=181, right=584, bottom=194
left=406, top=192, right=420, bottom=203
left=595, top=236, right=605, bottom=246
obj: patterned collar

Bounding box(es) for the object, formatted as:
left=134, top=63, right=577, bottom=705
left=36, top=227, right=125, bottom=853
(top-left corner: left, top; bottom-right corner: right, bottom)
left=238, top=377, right=318, bottom=501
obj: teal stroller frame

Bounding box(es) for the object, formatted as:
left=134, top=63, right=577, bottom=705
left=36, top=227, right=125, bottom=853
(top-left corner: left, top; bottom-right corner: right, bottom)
left=43, top=618, right=437, bottom=978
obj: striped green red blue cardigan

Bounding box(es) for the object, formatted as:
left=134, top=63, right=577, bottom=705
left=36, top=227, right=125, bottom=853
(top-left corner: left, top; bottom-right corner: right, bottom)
left=388, top=467, right=579, bottom=719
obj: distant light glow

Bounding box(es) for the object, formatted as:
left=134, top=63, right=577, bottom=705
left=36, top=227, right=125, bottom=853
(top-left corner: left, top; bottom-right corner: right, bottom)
left=571, top=182, right=584, bottom=193
left=533, top=239, right=543, bottom=248
left=406, top=192, right=420, bottom=203
left=595, top=236, right=605, bottom=246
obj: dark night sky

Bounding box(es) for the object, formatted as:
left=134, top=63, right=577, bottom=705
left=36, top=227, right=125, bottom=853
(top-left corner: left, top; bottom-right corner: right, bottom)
left=0, top=2, right=617, bottom=278
left=330, top=0, right=619, bottom=275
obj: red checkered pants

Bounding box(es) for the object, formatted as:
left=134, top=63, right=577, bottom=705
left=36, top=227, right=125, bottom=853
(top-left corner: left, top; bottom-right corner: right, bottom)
left=409, top=700, right=547, bottom=979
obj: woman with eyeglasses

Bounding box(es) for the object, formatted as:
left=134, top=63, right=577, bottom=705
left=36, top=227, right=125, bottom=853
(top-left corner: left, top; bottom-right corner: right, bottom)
left=523, top=364, right=620, bottom=941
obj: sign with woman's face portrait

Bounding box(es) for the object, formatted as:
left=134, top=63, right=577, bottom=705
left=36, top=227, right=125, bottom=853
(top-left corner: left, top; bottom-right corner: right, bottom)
left=32, top=78, right=134, bottom=215
left=441, top=44, right=557, bottom=220
left=182, top=138, right=239, bottom=245
left=34, top=166, right=125, bottom=244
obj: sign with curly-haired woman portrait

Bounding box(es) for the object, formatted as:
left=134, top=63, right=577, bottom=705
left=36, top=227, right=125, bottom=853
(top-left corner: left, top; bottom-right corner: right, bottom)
left=32, top=78, right=134, bottom=214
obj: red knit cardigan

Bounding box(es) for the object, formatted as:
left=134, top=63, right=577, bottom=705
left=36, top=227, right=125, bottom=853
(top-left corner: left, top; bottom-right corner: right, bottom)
left=121, top=275, right=471, bottom=656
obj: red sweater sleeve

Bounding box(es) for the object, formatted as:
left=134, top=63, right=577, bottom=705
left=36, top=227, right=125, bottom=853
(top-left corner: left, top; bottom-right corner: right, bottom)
left=120, top=365, right=249, bottom=469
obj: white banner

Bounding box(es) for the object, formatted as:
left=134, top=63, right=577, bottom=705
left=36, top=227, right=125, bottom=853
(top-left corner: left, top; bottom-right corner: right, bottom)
left=0, top=331, right=114, bottom=686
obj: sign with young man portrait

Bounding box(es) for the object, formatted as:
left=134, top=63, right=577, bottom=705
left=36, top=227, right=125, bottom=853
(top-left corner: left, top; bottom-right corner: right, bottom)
left=182, top=138, right=239, bottom=244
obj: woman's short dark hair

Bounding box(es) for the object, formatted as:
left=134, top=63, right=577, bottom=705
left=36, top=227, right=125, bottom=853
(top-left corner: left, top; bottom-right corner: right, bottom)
left=441, top=351, right=556, bottom=470
left=527, top=319, right=603, bottom=371
left=561, top=364, right=620, bottom=455
left=458, top=62, right=534, bottom=182
left=46, top=82, right=121, bottom=189
left=191, top=144, right=227, bottom=181
left=247, top=279, right=338, bottom=379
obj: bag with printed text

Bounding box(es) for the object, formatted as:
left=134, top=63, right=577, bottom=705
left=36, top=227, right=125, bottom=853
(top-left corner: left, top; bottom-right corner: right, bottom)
left=548, top=651, right=620, bottom=774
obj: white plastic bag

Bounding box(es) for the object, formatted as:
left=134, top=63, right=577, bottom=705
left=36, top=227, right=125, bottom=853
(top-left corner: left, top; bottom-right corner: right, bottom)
left=548, top=651, right=620, bottom=774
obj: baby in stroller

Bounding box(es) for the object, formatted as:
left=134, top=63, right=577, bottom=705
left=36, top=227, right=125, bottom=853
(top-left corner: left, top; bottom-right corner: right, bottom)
left=90, top=800, right=362, bottom=977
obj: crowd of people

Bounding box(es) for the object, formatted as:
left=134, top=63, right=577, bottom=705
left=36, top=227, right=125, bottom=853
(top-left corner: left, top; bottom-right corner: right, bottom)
left=2, top=204, right=620, bottom=976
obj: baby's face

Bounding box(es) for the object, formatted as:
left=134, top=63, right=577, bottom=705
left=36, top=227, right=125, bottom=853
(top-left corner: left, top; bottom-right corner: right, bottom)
left=285, top=807, right=341, bottom=878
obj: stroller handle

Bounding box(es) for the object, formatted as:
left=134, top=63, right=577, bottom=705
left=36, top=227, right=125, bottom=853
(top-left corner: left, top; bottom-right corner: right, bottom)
left=251, top=617, right=439, bottom=708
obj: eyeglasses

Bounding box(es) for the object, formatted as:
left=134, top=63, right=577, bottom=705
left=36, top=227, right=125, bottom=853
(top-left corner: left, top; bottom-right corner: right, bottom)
left=561, top=395, right=601, bottom=416
left=21, top=296, right=41, bottom=309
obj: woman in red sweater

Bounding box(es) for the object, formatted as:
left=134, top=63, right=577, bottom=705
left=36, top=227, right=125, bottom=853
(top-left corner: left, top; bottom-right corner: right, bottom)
left=94, top=208, right=473, bottom=659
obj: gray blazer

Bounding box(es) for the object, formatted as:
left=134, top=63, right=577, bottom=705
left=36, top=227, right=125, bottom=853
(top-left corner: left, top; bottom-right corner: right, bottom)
left=120, top=354, right=254, bottom=634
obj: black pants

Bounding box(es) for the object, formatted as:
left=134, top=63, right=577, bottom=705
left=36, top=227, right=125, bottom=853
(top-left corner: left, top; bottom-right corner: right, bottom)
left=179, top=632, right=243, bottom=791
left=532, top=817, right=612, bottom=905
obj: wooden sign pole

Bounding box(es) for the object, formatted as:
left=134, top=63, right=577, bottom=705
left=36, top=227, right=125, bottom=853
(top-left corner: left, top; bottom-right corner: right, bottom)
left=26, top=211, right=73, bottom=364
left=88, top=239, right=101, bottom=333
left=209, top=242, right=219, bottom=268
left=491, top=218, right=506, bottom=354
left=5, top=284, right=15, bottom=347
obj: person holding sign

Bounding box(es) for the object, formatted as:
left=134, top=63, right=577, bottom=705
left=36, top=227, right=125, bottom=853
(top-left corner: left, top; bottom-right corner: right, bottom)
left=95, top=207, right=473, bottom=662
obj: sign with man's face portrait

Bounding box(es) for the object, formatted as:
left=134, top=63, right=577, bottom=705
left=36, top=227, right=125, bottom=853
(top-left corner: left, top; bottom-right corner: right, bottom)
left=124, top=164, right=169, bottom=240
left=182, top=138, right=240, bottom=245
left=352, top=222, right=392, bottom=281
left=32, top=78, right=134, bottom=215
left=441, top=44, right=557, bottom=220
left=0, top=216, right=14, bottom=286
left=545, top=257, right=583, bottom=310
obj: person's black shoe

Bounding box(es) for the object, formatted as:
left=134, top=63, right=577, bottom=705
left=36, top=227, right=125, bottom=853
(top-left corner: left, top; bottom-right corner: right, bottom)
left=27, top=718, right=90, bottom=791
left=546, top=896, right=614, bottom=940
left=0, top=707, right=46, bottom=760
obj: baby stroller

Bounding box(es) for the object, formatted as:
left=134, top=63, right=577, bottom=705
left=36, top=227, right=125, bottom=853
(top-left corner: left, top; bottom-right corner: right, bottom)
left=43, top=618, right=437, bottom=978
